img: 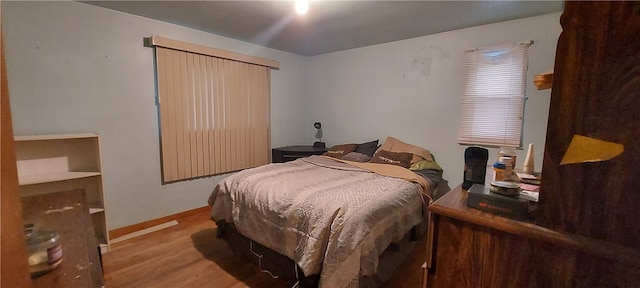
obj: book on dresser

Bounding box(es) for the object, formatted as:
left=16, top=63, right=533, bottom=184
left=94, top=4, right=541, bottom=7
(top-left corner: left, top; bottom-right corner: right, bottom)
left=466, top=184, right=537, bottom=220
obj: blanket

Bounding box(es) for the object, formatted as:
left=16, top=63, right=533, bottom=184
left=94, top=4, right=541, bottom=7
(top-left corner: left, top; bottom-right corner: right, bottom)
left=208, top=155, right=427, bottom=288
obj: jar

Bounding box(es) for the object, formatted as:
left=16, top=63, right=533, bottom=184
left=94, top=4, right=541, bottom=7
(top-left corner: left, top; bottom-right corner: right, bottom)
left=498, top=147, right=517, bottom=169
left=24, top=224, right=63, bottom=278
left=499, top=156, right=514, bottom=181
left=492, top=161, right=506, bottom=182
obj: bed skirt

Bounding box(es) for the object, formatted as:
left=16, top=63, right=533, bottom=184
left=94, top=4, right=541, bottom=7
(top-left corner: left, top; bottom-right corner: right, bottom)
left=216, top=220, right=425, bottom=288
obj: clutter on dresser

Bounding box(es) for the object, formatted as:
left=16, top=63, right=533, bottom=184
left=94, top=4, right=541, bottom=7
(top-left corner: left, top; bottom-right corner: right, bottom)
left=462, top=146, right=488, bottom=189
left=489, top=181, right=521, bottom=196
left=466, top=184, right=537, bottom=220
left=24, top=224, right=63, bottom=278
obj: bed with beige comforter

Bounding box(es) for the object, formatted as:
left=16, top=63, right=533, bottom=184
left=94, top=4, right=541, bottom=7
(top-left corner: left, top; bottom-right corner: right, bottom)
left=208, top=155, right=433, bottom=288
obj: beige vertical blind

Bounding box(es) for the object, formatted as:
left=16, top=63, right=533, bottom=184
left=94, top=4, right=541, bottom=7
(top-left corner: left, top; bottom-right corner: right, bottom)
left=457, top=42, right=531, bottom=148
left=152, top=36, right=277, bottom=182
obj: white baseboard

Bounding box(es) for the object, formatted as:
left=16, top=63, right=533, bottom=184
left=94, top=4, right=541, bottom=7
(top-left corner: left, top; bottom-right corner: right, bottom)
left=110, top=220, right=179, bottom=244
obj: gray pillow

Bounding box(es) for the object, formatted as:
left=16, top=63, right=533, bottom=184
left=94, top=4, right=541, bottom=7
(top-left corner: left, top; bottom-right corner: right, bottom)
left=355, top=140, right=379, bottom=157
left=340, top=152, right=372, bottom=163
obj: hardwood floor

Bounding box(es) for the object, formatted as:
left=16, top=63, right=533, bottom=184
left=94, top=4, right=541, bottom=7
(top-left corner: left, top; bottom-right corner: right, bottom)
left=103, top=211, right=425, bottom=288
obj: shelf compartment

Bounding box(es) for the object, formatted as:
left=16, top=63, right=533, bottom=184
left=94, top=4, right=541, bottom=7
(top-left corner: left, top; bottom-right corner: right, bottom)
left=15, top=133, right=98, bottom=141
left=19, top=171, right=101, bottom=186
left=16, top=133, right=109, bottom=254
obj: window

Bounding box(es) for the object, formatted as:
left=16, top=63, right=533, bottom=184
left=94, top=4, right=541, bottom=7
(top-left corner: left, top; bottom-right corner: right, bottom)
left=150, top=36, right=279, bottom=183
left=457, top=42, right=531, bottom=148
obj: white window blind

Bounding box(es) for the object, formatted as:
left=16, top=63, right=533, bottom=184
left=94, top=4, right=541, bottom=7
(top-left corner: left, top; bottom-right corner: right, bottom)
left=457, top=42, right=531, bottom=148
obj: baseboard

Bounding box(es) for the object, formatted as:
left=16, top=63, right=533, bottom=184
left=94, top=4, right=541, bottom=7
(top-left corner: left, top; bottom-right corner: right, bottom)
left=110, top=220, right=179, bottom=244
left=109, top=206, right=210, bottom=240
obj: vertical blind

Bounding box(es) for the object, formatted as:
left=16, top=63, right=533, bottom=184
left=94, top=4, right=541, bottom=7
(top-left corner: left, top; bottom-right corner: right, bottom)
left=152, top=37, right=277, bottom=182
left=457, top=42, right=531, bottom=148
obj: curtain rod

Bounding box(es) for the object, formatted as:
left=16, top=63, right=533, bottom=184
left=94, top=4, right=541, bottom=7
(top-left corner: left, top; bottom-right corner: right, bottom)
left=466, top=40, right=534, bottom=52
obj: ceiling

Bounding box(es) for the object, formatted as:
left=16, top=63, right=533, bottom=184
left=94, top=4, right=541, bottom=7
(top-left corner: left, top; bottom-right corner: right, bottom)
left=83, top=1, right=563, bottom=56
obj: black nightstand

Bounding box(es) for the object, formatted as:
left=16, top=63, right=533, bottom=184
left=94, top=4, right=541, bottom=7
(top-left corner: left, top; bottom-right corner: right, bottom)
left=272, top=146, right=328, bottom=163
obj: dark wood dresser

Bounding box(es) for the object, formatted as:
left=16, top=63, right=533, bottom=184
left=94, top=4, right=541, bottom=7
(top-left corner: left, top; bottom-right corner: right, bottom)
left=271, top=145, right=327, bottom=163
left=22, top=189, right=104, bottom=288
left=426, top=184, right=640, bottom=287
left=426, top=2, right=640, bottom=287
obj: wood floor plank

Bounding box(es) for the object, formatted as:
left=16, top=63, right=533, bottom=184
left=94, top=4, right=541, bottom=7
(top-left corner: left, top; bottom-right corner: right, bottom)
left=103, top=211, right=424, bottom=287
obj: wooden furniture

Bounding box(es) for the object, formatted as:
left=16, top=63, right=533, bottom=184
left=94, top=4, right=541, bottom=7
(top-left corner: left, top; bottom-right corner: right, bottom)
left=538, top=1, right=640, bottom=251
left=425, top=4, right=640, bottom=286
left=15, top=133, right=110, bottom=253
left=426, top=184, right=640, bottom=287
left=22, top=189, right=104, bottom=288
left=271, top=145, right=327, bottom=163
left=1, top=35, right=33, bottom=287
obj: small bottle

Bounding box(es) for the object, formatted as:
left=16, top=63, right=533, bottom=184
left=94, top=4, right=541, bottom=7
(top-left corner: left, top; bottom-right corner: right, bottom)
left=24, top=224, right=63, bottom=278
left=499, top=156, right=513, bottom=181
left=498, top=147, right=517, bottom=170
left=492, top=161, right=506, bottom=182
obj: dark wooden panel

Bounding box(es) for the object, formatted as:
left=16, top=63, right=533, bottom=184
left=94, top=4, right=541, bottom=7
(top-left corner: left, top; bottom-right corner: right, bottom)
left=538, top=1, right=640, bottom=249
left=431, top=216, right=640, bottom=288
left=271, top=146, right=327, bottom=163
left=428, top=185, right=640, bottom=288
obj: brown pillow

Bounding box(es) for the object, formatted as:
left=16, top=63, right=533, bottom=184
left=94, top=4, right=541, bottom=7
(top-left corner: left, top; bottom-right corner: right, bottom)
left=324, top=144, right=358, bottom=158
left=369, top=150, right=412, bottom=168
left=378, top=136, right=433, bottom=164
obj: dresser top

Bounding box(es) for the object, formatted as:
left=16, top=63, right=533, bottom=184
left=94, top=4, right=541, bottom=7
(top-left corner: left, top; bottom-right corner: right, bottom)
left=272, top=145, right=327, bottom=152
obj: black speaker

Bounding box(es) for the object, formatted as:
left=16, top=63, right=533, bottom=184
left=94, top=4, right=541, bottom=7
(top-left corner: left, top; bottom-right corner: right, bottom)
left=462, top=146, right=489, bottom=190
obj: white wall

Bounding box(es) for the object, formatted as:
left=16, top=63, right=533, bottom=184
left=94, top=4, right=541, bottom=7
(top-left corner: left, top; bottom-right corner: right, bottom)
left=306, top=12, right=562, bottom=186
left=3, top=1, right=308, bottom=229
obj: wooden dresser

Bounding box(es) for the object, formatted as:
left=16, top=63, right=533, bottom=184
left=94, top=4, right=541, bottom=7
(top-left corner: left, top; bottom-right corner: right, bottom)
left=426, top=2, right=640, bottom=287
left=426, top=184, right=640, bottom=287
left=22, top=189, right=104, bottom=288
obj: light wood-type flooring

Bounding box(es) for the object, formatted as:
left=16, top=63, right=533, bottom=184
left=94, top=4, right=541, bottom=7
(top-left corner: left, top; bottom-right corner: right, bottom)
left=103, top=211, right=425, bottom=288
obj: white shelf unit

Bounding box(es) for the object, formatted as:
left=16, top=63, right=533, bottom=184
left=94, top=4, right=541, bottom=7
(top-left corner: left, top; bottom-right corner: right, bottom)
left=15, top=133, right=110, bottom=253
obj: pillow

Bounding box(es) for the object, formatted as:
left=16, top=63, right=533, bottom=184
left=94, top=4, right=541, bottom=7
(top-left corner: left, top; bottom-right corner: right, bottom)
left=355, top=139, right=379, bottom=157
left=340, top=152, right=372, bottom=163
left=410, top=159, right=443, bottom=171
left=369, top=150, right=412, bottom=168
left=378, top=136, right=433, bottom=164
left=324, top=144, right=358, bottom=158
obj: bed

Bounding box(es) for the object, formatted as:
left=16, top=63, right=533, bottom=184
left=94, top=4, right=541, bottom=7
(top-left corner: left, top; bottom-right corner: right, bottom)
left=208, top=137, right=443, bottom=288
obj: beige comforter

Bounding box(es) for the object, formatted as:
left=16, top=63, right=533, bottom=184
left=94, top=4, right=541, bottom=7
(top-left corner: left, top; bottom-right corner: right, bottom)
left=208, top=155, right=429, bottom=288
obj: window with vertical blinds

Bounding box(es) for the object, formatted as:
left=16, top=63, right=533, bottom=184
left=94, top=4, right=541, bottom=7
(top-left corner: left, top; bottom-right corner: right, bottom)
left=151, top=36, right=279, bottom=183
left=457, top=42, right=531, bottom=148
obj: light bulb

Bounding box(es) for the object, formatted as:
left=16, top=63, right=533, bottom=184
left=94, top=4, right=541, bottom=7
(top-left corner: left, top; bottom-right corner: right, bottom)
left=295, top=0, right=309, bottom=15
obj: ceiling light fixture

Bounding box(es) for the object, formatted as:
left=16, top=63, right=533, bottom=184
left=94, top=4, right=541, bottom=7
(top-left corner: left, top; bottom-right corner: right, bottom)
left=295, top=0, right=309, bottom=15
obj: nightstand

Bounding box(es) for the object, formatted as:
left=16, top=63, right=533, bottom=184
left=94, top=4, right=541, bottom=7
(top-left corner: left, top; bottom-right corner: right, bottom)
left=272, top=145, right=327, bottom=163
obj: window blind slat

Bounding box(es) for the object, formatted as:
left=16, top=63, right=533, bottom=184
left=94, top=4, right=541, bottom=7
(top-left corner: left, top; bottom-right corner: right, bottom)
left=157, top=48, right=174, bottom=181
left=175, top=51, right=187, bottom=179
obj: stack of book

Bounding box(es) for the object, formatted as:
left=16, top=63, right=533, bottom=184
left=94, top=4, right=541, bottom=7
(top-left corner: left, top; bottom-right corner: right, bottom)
left=466, top=184, right=537, bottom=220
left=516, top=172, right=541, bottom=185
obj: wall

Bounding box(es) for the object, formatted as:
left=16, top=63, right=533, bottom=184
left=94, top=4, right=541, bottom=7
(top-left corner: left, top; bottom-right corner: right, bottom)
left=3, top=1, right=561, bottom=230
left=306, top=12, right=562, bottom=186
left=3, top=1, right=308, bottom=229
